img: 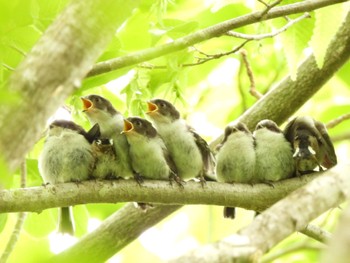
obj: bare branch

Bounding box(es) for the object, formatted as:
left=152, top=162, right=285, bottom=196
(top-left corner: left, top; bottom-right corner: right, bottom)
left=138, top=41, right=250, bottom=69
left=240, top=50, right=263, bottom=100
left=226, top=13, right=311, bottom=40
left=326, top=113, right=350, bottom=128
left=87, top=0, right=348, bottom=77
left=0, top=172, right=320, bottom=214
left=172, top=163, right=350, bottom=263
left=301, top=224, right=332, bottom=243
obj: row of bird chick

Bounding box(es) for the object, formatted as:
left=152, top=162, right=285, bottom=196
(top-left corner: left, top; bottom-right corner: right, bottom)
left=215, top=117, right=338, bottom=218
left=38, top=95, right=215, bottom=234
left=38, top=94, right=338, bottom=232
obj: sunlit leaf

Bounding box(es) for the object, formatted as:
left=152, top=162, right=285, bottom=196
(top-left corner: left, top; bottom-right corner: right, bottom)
left=310, top=4, right=348, bottom=68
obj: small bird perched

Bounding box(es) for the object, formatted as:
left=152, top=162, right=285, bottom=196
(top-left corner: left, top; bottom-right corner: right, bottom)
left=146, top=99, right=215, bottom=184
left=215, top=122, right=256, bottom=219
left=81, top=94, right=135, bottom=181
left=38, top=120, right=99, bottom=235
left=254, top=119, right=295, bottom=183
left=91, top=138, right=118, bottom=180
left=284, top=116, right=337, bottom=175
left=122, top=117, right=183, bottom=186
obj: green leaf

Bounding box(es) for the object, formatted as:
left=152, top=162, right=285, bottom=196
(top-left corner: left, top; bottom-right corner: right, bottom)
left=310, top=4, right=348, bottom=68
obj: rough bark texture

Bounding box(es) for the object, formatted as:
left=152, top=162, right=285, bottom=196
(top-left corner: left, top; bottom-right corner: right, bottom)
left=0, top=0, right=139, bottom=171
left=172, top=163, right=350, bottom=263
left=0, top=173, right=319, bottom=213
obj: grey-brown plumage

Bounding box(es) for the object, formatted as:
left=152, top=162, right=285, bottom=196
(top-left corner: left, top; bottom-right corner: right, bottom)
left=81, top=94, right=134, bottom=179
left=38, top=120, right=98, bottom=235
left=146, top=99, right=215, bottom=184
left=215, top=122, right=255, bottom=219
left=122, top=117, right=183, bottom=186
left=283, top=116, right=337, bottom=175
left=254, top=119, right=295, bottom=182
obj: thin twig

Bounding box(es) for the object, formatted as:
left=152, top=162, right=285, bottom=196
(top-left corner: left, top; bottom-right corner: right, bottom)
left=226, top=13, right=311, bottom=40
left=301, top=224, right=332, bottom=244
left=0, top=162, right=27, bottom=263
left=240, top=49, right=263, bottom=99
left=138, top=40, right=250, bottom=69
left=326, top=113, right=350, bottom=129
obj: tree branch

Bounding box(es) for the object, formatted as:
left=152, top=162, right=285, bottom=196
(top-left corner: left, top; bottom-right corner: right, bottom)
left=0, top=172, right=320, bottom=213
left=0, top=0, right=140, bottom=172
left=87, top=0, right=347, bottom=77
left=226, top=13, right=311, bottom=40
left=172, top=163, right=350, bottom=263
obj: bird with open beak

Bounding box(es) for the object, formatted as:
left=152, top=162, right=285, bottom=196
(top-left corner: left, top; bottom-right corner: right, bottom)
left=122, top=117, right=183, bottom=186
left=146, top=99, right=215, bottom=184
left=81, top=94, right=135, bottom=181
left=215, top=122, right=256, bottom=219
left=38, top=120, right=99, bottom=235
left=284, top=116, right=337, bottom=175
left=254, top=119, right=295, bottom=183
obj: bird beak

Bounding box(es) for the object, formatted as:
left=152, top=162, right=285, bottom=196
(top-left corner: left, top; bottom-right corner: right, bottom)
left=146, top=101, right=158, bottom=114
left=81, top=97, right=93, bottom=111
left=122, top=119, right=134, bottom=134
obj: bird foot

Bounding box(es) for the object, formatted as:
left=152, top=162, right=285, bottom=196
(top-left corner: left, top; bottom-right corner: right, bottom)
left=169, top=173, right=185, bottom=188
left=134, top=173, right=144, bottom=185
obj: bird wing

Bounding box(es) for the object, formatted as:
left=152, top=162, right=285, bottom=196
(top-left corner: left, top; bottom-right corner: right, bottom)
left=85, top=123, right=101, bottom=143
left=314, top=120, right=337, bottom=168
left=189, top=127, right=216, bottom=176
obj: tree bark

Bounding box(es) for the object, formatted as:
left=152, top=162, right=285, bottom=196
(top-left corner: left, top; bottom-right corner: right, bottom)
left=172, top=163, right=350, bottom=263
left=0, top=0, right=140, bottom=171
left=0, top=172, right=319, bottom=213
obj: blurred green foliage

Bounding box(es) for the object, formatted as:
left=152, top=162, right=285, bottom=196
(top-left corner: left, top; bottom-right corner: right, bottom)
left=0, top=0, right=349, bottom=262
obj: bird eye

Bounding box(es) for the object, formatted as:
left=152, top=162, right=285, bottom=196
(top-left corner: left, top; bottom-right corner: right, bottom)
left=49, top=124, right=54, bottom=129
left=136, top=121, right=141, bottom=126
left=160, top=102, right=166, bottom=108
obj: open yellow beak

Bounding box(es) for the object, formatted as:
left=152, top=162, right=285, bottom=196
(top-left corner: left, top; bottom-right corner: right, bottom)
left=146, top=101, right=158, bottom=114
left=122, top=119, right=134, bottom=134
left=81, top=97, right=93, bottom=111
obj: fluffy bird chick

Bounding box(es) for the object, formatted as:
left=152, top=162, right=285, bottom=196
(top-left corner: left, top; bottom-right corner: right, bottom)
left=122, top=117, right=183, bottom=186
left=215, top=122, right=255, bottom=219
left=284, top=116, right=337, bottom=175
left=81, top=94, right=134, bottom=180
left=146, top=99, right=215, bottom=184
left=38, top=120, right=99, bottom=235
left=91, top=138, right=118, bottom=179
left=254, top=119, right=295, bottom=183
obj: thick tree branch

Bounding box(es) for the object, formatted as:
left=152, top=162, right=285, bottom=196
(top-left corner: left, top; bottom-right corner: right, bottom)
left=87, top=0, right=347, bottom=77
left=0, top=0, right=140, bottom=171
left=172, top=163, right=350, bottom=263
left=0, top=172, right=321, bottom=214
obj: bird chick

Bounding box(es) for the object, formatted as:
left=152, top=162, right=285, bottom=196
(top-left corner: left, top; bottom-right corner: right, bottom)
left=284, top=116, right=337, bottom=175
left=215, top=122, right=255, bottom=219
left=146, top=99, right=215, bottom=184
left=81, top=94, right=134, bottom=180
left=254, top=119, right=295, bottom=183
left=122, top=117, right=183, bottom=186
left=38, top=120, right=98, bottom=235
